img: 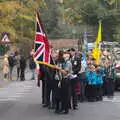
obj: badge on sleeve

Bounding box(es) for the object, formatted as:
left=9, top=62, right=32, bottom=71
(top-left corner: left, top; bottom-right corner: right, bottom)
left=74, top=61, right=77, bottom=65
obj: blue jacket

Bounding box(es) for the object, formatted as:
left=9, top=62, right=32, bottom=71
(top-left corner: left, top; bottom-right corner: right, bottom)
left=96, top=68, right=104, bottom=85
left=85, top=71, right=97, bottom=85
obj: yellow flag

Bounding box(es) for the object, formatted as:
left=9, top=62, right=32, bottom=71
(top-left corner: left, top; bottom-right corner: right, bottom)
left=92, top=20, right=102, bottom=64
left=95, top=20, right=102, bottom=44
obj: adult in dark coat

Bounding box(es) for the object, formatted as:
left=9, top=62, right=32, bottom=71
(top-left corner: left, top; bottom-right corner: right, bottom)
left=44, top=66, right=56, bottom=109
left=14, top=52, right=21, bottom=80
left=8, top=53, right=15, bottom=80
left=39, top=61, right=56, bottom=109
left=105, top=62, right=116, bottom=97
left=38, top=64, right=46, bottom=105
left=20, top=56, right=26, bottom=81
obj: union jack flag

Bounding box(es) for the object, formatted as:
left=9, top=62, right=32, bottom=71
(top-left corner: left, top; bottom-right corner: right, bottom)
left=34, top=11, right=51, bottom=64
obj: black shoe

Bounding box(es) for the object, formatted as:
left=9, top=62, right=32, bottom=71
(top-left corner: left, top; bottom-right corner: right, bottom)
left=73, top=106, right=79, bottom=110
left=88, top=99, right=95, bottom=102
left=42, top=101, right=45, bottom=105
left=21, top=79, right=25, bottom=81
left=80, top=98, right=84, bottom=102
left=69, top=105, right=71, bottom=109
left=48, top=105, right=53, bottom=109
left=64, top=111, right=69, bottom=114
left=99, top=97, right=103, bottom=101
left=107, top=96, right=113, bottom=99
left=60, top=110, right=69, bottom=114
left=51, top=105, right=55, bottom=109
left=43, top=104, right=48, bottom=107
left=55, top=110, right=60, bottom=114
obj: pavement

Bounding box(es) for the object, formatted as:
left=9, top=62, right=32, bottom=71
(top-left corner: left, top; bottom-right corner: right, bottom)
left=0, top=70, right=120, bottom=120
left=0, top=67, right=30, bottom=87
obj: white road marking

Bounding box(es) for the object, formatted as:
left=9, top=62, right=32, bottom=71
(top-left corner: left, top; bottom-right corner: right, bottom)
left=0, top=81, right=35, bottom=101
left=103, top=96, right=120, bottom=103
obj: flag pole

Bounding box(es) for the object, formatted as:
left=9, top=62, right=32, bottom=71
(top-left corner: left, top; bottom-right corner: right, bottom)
left=33, top=9, right=37, bottom=52
left=36, top=61, right=67, bottom=74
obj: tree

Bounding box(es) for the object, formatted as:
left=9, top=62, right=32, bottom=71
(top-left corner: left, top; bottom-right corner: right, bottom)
left=62, top=0, right=120, bottom=42
left=0, top=0, right=47, bottom=55
left=39, top=0, right=61, bottom=38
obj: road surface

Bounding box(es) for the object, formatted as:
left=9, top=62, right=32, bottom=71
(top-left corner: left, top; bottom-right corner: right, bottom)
left=0, top=75, right=120, bottom=120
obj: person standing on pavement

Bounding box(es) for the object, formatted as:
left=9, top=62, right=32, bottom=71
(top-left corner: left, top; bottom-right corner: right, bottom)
left=95, top=65, right=104, bottom=101
left=3, top=54, right=9, bottom=81
left=105, top=59, right=116, bottom=98
left=20, top=55, right=26, bottom=81
left=8, top=53, right=15, bottom=80
left=54, top=50, right=65, bottom=113
left=70, top=48, right=81, bottom=109
left=78, top=54, right=87, bottom=102
left=37, top=64, right=46, bottom=105
left=43, top=65, right=56, bottom=109
left=55, top=50, right=72, bottom=114
left=61, top=51, right=72, bottom=114
left=14, top=51, right=21, bottom=80
left=29, top=51, right=36, bottom=80
left=85, top=64, right=97, bottom=102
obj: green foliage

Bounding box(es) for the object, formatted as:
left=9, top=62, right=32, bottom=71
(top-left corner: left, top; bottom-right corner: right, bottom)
left=62, top=0, right=120, bottom=42
left=0, top=44, right=9, bottom=55
left=0, top=0, right=119, bottom=54
left=39, top=0, right=60, bottom=38
left=0, top=0, right=61, bottom=55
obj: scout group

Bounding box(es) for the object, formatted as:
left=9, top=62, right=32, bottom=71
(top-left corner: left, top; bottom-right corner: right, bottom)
left=37, top=48, right=116, bottom=114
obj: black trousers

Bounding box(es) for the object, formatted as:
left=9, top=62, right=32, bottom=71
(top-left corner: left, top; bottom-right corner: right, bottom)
left=20, top=68, right=25, bottom=81
left=85, top=84, right=97, bottom=101
left=96, top=84, right=103, bottom=100
left=42, top=80, right=46, bottom=104
left=55, top=87, right=62, bottom=111
left=106, top=78, right=114, bottom=97
left=46, top=82, right=56, bottom=107
left=70, top=79, right=77, bottom=108
left=79, top=81, right=85, bottom=102
left=17, top=67, right=20, bottom=79
left=61, top=79, right=69, bottom=112
left=103, top=77, right=107, bottom=96
left=78, top=72, right=86, bottom=102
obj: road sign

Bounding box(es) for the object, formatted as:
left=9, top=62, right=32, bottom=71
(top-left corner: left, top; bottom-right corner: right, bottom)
left=1, top=32, right=11, bottom=43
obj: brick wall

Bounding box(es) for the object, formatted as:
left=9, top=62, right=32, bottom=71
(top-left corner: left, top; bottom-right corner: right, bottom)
left=49, top=39, right=79, bottom=49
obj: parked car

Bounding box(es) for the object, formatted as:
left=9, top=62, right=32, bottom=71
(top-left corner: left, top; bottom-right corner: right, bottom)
left=116, top=50, right=120, bottom=54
